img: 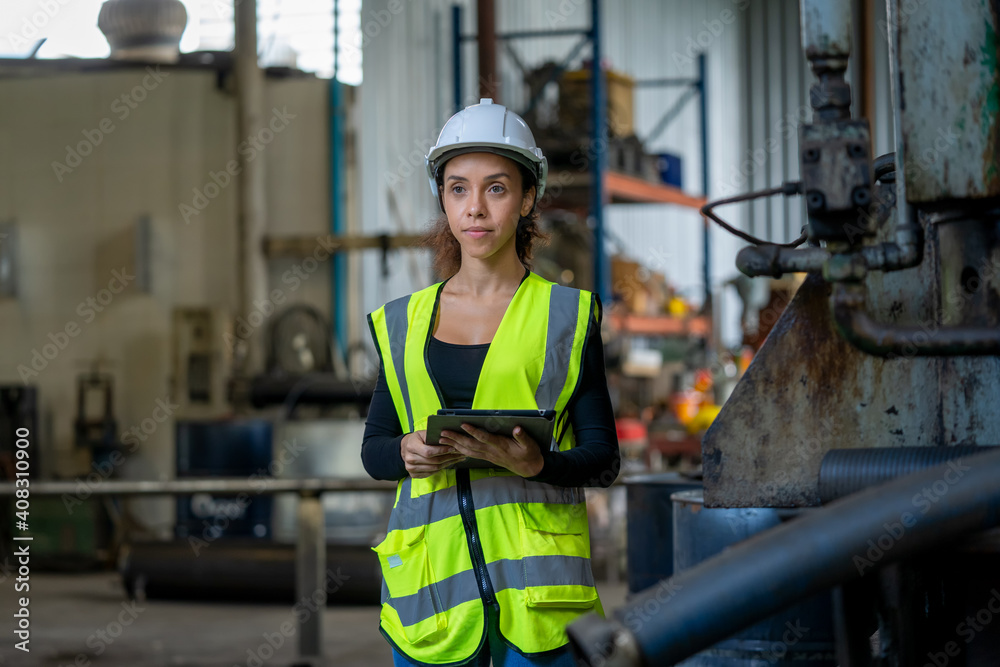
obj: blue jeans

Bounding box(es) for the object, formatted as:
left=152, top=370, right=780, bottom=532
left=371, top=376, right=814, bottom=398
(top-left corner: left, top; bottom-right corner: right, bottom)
left=391, top=603, right=577, bottom=667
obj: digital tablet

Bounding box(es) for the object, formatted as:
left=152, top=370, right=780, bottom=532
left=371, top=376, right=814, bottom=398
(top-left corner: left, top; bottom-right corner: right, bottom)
left=425, top=409, right=556, bottom=469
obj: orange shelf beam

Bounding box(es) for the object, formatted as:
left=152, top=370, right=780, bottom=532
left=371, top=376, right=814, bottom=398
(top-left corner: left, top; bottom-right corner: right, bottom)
left=543, top=170, right=707, bottom=209
left=609, top=313, right=711, bottom=337
left=604, top=171, right=707, bottom=208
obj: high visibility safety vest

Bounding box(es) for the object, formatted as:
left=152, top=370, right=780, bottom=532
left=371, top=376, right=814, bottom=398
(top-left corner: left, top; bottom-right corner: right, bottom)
left=367, top=270, right=605, bottom=666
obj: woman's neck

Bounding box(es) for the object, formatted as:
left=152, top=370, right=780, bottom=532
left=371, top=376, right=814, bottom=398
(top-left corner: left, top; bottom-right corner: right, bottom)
left=448, top=254, right=526, bottom=297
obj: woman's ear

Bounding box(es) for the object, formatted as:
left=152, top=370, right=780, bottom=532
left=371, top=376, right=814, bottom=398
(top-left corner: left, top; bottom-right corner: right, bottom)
left=521, top=186, right=536, bottom=217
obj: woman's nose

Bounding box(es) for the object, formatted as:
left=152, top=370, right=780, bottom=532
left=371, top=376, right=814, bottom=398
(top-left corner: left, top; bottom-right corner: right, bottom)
left=467, top=189, right=486, bottom=216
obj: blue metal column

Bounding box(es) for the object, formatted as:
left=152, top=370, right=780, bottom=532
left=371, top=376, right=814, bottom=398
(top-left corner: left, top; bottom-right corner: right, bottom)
left=330, top=0, right=346, bottom=368
left=697, top=53, right=711, bottom=310
left=589, top=0, right=608, bottom=303
left=452, top=4, right=463, bottom=114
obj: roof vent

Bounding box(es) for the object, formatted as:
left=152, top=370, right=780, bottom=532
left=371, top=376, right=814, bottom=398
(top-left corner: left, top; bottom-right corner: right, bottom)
left=98, top=0, right=188, bottom=63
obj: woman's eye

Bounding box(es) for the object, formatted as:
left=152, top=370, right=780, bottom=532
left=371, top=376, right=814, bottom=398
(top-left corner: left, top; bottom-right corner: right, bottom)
left=489, top=184, right=505, bottom=194
left=451, top=185, right=465, bottom=194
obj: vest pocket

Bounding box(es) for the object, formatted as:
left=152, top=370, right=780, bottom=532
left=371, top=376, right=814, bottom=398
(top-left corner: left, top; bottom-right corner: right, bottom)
left=516, top=503, right=599, bottom=609
left=373, top=529, right=449, bottom=643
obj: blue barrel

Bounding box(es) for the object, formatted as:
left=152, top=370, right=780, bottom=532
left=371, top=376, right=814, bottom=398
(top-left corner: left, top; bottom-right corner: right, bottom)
left=624, top=473, right=703, bottom=593
left=672, top=490, right=837, bottom=666
left=175, top=419, right=273, bottom=540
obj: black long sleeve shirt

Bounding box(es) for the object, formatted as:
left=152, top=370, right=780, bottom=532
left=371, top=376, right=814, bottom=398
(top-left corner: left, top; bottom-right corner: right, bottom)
left=361, top=322, right=620, bottom=488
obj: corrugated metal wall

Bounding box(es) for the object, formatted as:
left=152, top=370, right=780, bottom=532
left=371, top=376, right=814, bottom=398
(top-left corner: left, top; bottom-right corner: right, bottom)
left=357, top=0, right=895, bottom=352
left=356, top=0, right=448, bottom=372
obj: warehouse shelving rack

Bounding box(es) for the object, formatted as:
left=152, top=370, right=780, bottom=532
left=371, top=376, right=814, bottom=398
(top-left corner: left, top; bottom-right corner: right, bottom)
left=451, top=1, right=712, bottom=310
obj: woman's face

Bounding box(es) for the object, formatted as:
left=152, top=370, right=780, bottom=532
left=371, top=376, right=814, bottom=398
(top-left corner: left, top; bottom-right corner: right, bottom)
left=440, top=152, right=536, bottom=265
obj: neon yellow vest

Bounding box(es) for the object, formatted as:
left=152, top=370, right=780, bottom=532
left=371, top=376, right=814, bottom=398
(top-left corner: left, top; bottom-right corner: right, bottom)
left=367, top=270, right=604, bottom=665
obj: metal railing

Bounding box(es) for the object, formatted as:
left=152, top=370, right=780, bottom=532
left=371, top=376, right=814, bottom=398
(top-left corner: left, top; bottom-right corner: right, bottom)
left=0, top=477, right=396, bottom=665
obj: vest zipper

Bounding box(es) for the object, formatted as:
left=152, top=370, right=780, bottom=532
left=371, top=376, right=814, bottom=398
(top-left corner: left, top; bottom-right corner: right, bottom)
left=457, top=468, right=495, bottom=606
left=426, top=272, right=532, bottom=610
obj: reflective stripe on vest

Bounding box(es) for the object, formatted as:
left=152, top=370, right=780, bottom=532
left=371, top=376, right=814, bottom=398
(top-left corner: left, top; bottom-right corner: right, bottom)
left=385, top=554, right=596, bottom=629
left=368, top=272, right=602, bottom=663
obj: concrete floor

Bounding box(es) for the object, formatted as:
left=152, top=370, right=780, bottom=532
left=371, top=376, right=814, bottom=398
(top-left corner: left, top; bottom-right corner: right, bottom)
left=0, top=572, right=630, bottom=667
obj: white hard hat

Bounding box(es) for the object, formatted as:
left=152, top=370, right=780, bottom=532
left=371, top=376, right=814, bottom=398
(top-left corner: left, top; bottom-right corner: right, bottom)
left=425, top=98, right=548, bottom=205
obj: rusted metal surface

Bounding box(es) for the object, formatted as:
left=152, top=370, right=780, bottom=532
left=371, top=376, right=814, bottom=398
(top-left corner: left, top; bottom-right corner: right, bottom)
left=831, top=211, right=1000, bottom=356
left=831, top=281, right=1000, bottom=355
left=703, top=213, right=1000, bottom=507
left=937, top=212, right=1000, bottom=443
left=936, top=214, right=1000, bottom=327
left=704, top=273, right=938, bottom=507
left=895, top=0, right=1000, bottom=203
left=705, top=0, right=1000, bottom=507
left=800, top=0, right=853, bottom=60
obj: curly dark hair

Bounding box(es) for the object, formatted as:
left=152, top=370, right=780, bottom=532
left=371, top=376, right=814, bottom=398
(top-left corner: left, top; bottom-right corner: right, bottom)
left=422, top=161, right=550, bottom=280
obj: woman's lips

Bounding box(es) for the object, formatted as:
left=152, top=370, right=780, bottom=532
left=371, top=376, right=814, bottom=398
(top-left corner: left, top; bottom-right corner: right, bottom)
left=464, top=229, right=490, bottom=239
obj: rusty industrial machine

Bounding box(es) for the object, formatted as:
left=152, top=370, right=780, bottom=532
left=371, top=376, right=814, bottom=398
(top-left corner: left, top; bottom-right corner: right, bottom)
left=568, top=0, right=1000, bottom=664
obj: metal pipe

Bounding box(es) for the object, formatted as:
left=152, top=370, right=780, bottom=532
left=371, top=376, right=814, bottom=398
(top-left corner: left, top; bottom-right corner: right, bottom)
left=235, top=0, right=268, bottom=379
left=452, top=4, right=462, bottom=114
left=831, top=282, right=1000, bottom=357
left=330, top=0, right=347, bottom=372
left=800, top=0, right=852, bottom=63
left=736, top=159, right=923, bottom=278
left=799, top=0, right=852, bottom=122
left=873, top=152, right=896, bottom=183
left=463, top=28, right=588, bottom=41
left=566, top=447, right=1000, bottom=667
left=697, top=53, right=711, bottom=311
left=819, top=446, right=996, bottom=503
left=885, top=0, right=911, bottom=257
left=0, top=477, right=396, bottom=497
left=589, top=0, right=608, bottom=304
left=736, top=220, right=922, bottom=277
left=632, top=77, right=699, bottom=88
left=476, top=0, right=498, bottom=101
left=122, top=540, right=381, bottom=603
left=297, top=492, right=325, bottom=660
left=736, top=245, right=829, bottom=278
left=4, top=475, right=393, bottom=665
left=644, top=85, right=697, bottom=147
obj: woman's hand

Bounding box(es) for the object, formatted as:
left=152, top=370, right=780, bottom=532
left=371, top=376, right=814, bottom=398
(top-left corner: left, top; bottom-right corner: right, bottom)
left=400, top=430, right=467, bottom=478
left=438, top=424, right=545, bottom=478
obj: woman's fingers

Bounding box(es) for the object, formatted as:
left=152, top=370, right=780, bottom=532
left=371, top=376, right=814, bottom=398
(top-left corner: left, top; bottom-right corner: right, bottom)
left=422, top=443, right=458, bottom=458
left=407, top=455, right=467, bottom=477
left=510, top=425, right=539, bottom=449
left=459, top=423, right=501, bottom=445
left=446, top=437, right=485, bottom=458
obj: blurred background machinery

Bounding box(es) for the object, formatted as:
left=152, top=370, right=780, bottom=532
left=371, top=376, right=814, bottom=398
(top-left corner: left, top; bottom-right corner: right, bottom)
left=569, top=0, right=1000, bottom=665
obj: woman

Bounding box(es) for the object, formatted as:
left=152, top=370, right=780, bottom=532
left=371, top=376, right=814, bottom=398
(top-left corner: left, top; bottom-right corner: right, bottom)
left=362, top=98, right=620, bottom=667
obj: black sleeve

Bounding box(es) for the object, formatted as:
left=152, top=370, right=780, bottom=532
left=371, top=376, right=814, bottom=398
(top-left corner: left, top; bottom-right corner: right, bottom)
left=360, top=360, right=408, bottom=481
left=526, top=304, right=621, bottom=488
